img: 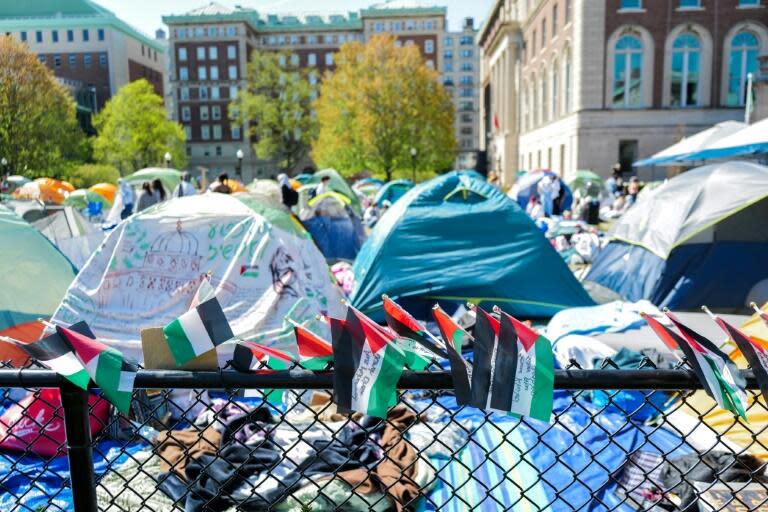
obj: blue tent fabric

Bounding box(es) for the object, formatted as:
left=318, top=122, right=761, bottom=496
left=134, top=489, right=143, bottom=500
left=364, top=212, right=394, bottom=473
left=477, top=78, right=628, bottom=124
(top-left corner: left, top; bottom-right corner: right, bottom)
left=350, top=172, right=594, bottom=319
left=511, top=171, right=573, bottom=212
left=303, top=215, right=365, bottom=261
left=374, top=179, right=414, bottom=207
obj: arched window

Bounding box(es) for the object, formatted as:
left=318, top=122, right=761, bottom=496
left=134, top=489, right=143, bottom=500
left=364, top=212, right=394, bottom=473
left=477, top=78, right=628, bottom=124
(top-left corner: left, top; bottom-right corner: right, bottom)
left=551, top=59, right=559, bottom=119
left=541, top=73, right=548, bottom=123
left=522, top=82, right=529, bottom=132
left=563, top=49, right=572, bottom=114
left=727, top=31, right=759, bottom=106
left=670, top=32, right=701, bottom=107
left=531, top=74, right=538, bottom=127
left=612, top=35, right=643, bottom=108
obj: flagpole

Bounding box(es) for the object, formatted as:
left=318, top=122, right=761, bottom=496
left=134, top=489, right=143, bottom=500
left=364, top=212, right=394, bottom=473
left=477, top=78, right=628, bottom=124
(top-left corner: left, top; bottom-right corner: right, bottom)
left=745, top=72, right=754, bottom=124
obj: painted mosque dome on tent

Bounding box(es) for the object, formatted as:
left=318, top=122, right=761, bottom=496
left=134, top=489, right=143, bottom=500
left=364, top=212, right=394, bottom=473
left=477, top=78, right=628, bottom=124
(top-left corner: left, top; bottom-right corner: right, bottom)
left=350, top=172, right=594, bottom=320
left=587, top=161, right=768, bottom=309
left=50, top=193, right=345, bottom=362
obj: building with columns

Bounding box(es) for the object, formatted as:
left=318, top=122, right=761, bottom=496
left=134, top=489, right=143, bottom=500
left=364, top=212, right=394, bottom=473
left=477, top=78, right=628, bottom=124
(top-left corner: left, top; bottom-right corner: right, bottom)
left=163, top=1, right=448, bottom=182
left=479, top=0, right=768, bottom=187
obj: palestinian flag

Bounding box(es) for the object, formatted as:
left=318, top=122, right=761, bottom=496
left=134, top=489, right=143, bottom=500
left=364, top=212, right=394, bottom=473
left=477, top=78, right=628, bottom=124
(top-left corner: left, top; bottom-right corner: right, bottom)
left=469, top=307, right=502, bottom=410
left=383, top=295, right=448, bottom=359
left=495, top=309, right=554, bottom=422
left=190, top=273, right=216, bottom=309
left=293, top=324, right=333, bottom=370
left=331, top=307, right=405, bottom=418
left=57, top=325, right=137, bottom=413
left=3, top=325, right=90, bottom=390
left=232, top=340, right=295, bottom=403
left=163, top=296, right=234, bottom=366
left=645, top=312, right=747, bottom=418
left=705, top=307, right=768, bottom=405
left=432, top=305, right=472, bottom=405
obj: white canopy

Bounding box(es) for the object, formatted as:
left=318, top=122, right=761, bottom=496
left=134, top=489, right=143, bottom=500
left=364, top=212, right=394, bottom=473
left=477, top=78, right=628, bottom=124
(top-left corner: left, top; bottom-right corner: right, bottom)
left=683, top=117, right=768, bottom=161
left=633, top=121, right=746, bottom=167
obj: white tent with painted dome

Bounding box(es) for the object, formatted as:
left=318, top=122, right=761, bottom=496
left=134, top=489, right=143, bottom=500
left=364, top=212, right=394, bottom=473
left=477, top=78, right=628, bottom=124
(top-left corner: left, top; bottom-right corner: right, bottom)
left=50, top=193, right=345, bottom=362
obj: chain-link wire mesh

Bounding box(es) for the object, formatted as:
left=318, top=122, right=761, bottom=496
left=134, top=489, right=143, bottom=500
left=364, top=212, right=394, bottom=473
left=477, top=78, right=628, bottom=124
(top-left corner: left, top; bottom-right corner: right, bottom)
left=0, top=358, right=767, bottom=511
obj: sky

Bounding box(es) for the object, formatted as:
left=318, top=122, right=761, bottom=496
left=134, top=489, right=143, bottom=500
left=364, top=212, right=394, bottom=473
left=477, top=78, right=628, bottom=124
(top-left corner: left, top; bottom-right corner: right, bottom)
left=98, top=0, right=495, bottom=36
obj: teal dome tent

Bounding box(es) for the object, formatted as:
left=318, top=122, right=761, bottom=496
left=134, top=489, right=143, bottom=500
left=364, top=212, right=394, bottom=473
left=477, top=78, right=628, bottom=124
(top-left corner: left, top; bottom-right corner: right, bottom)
left=350, top=172, right=594, bottom=319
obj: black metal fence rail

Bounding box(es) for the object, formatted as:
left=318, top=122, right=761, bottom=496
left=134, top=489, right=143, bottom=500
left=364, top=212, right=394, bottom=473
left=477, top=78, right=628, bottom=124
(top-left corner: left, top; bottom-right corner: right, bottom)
left=0, top=369, right=766, bottom=512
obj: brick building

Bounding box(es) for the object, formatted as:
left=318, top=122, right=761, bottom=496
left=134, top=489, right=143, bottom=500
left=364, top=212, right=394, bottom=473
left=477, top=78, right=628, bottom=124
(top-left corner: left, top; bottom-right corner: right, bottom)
left=479, top=0, right=768, bottom=186
left=0, top=0, right=166, bottom=133
left=162, top=1, right=448, bottom=181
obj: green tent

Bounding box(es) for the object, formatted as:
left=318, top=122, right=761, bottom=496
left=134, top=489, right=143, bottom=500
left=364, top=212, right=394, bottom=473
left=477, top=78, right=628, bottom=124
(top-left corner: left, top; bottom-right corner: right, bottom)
left=0, top=204, right=77, bottom=331
left=350, top=172, right=594, bottom=319
left=568, top=170, right=605, bottom=197
left=308, top=169, right=362, bottom=215
left=124, top=167, right=183, bottom=195
left=64, top=189, right=112, bottom=209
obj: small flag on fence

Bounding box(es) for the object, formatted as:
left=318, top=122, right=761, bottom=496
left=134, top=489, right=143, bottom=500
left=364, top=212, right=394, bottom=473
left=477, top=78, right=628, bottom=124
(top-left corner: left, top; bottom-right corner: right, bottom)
left=232, top=340, right=295, bottom=404
left=190, top=272, right=216, bottom=310
left=704, top=306, right=768, bottom=405
left=645, top=311, right=747, bottom=419
left=293, top=324, right=333, bottom=370
left=163, top=296, right=234, bottom=366
left=331, top=306, right=405, bottom=418
left=1, top=323, right=91, bottom=391
left=495, top=308, right=554, bottom=422
left=469, top=306, right=503, bottom=410
left=383, top=295, right=448, bottom=359
left=57, top=325, right=137, bottom=414
left=432, top=305, right=472, bottom=405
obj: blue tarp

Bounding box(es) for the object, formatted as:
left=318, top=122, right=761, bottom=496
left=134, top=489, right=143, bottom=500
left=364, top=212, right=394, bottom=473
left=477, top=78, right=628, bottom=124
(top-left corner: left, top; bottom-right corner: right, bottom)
left=303, top=215, right=366, bottom=261
left=351, top=172, right=594, bottom=319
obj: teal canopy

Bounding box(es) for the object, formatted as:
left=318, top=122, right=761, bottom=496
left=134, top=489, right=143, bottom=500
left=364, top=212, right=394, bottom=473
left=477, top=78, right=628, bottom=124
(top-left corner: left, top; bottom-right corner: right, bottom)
left=0, top=205, right=77, bottom=331
left=350, top=172, right=594, bottom=319
left=374, top=179, right=414, bottom=207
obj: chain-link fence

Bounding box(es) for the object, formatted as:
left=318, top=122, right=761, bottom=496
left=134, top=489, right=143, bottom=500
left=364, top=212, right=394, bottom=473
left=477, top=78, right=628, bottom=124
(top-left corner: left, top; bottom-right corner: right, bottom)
left=0, top=361, right=767, bottom=512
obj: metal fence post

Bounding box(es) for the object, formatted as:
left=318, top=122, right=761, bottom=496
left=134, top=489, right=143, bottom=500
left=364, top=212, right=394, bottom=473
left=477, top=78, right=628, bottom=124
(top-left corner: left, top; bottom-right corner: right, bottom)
left=60, top=382, right=97, bottom=512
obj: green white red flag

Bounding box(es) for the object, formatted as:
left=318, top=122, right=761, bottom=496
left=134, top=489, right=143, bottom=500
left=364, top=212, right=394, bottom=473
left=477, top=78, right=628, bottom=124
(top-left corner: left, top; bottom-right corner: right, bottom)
left=383, top=295, right=448, bottom=358
left=163, top=296, right=234, bottom=366
left=293, top=324, right=333, bottom=370
left=704, top=306, right=768, bottom=405
left=331, top=306, right=405, bottom=418
left=432, top=304, right=472, bottom=405
left=232, top=340, right=295, bottom=403
left=57, top=324, right=137, bottom=413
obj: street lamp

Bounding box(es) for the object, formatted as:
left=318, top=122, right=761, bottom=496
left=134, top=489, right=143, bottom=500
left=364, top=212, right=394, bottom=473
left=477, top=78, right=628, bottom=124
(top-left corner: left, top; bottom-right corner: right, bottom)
left=236, top=149, right=244, bottom=179
left=1, top=158, right=7, bottom=180
left=410, top=147, right=417, bottom=183
left=164, top=152, right=172, bottom=168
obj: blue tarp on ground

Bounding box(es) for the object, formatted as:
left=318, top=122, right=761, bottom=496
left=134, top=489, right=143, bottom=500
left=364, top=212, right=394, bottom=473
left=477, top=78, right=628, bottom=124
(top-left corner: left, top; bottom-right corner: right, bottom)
left=350, top=171, right=594, bottom=319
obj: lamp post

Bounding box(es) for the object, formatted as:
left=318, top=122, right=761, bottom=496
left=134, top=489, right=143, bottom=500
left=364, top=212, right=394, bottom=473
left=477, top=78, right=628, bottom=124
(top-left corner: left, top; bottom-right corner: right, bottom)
left=410, top=147, right=417, bottom=183
left=236, top=149, right=244, bottom=179
left=164, top=152, right=172, bottom=168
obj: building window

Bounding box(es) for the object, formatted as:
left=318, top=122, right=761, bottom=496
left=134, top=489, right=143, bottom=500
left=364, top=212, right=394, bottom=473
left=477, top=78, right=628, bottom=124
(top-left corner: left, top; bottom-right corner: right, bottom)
left=82, top=29, right=89, bottom=42
left=53, top=54, right=61, bottom=68
left=201, top=125, right=210, bottom=140
left=36, top=31, right=43, bottom=43
left=541, top=19, right=547, bottom=46
left=566, top=0, right=572, bottom=22
left=179, top=67, right=189, bottom=80
left=460, top=49, right=473, bottom=58
left=38, top=55, right=45, bottom=63
left=612, top=35, right=643, bottom=108
left=553, top=5, right=558, bottom=34
left=227, top=45, right=236, bottom=59
left=290, top=54, right=299, bottom=66
left=227, top=26, right=237, bottom=36
left=68, top=54, right=76, bottom=67
left=98, top=29, right=105, bottom=41
left=444, top=50, right=453, bottom=59
left=460, top=62, right=473, bottom=71
left=444, top=62, right=453, bottom=72
left=200, top=106, right=209, bottom=121
left=231, top=125, right=241, bottom=139
left=200, top=86, right=209, bottom=99
left=228, top=65, right=237, bottom=79
left=325, top=53, right=333, bottom=66
left=229, top=85, right=238, bottom=99
left=460, top=36, right=473, bottom=45
left=460, top=75, right=474, bottom=85
left=541, top=73, right=548, bottom=122
left=195, top=27, right=205, bottom=37
left=679, top=0, right=700, bottom=7
left=670, top=33, right=701, bottom=107
left=181, top=106, right=191, bottom=121
left=426, top=60, right=435, bottom=69
left=181, top=86, right=190, bottom=100
left=212, top=105, right=221, bottom=120
left=532, top=30, right=536, bottom=54
left=211, top=86, right=220, bottom=99
left=198, top=66, right=207, bottom=80
left=209, top=46, right=217, bottom=59
left=308, top=53, right=316, bottom=66
left=66, top=30, right=74, bottom=42
left=619, top=140, right=639, bottom=174
left=563, top=50, right=572, bottom=113
left=179, top=47, right=187, bottom=61
left=727, top=31, right=759, bottom=106
left=213, top=125, right=222, bottom=140
left=210, top=66, right=219, bottom=80
left=99, top=53, right=107, bottom=68
left=551, top=60, right=559, bottom=118
left=20, top=31, right=27, bottom=42
left=738, top=0, right=759, bottom=5
left=184, top=125, right=192, bottom=140
left=444, top=36, right=453, bottom=46
left=425, top=40, right=434, bottom=54
left=620, top=0, right=642, bottom=8
left=197, top=47, right=205, bottom=60
left=84, top=54, right=92, bottom=68
left=215, top=145, right=222, bottom=156
left=52, top=30, right=59, bottom=43
left=141, top=45, right=145, bottom=57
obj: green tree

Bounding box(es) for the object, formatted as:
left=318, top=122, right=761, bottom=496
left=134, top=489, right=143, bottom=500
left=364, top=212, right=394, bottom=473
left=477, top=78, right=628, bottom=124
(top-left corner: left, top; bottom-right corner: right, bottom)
left=61, top=163, right=120, bottom=189
left=231, top=50, right=318, bottom=173
left=0, top=36, right=85, bottom=176
left=92, top=79, right=186, bottom=174
left=313, top=34, right=456, bottom=181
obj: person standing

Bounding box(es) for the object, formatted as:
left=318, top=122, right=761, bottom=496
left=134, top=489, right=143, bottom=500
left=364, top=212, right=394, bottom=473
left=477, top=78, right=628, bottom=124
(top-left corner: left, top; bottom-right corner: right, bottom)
left=606, top=164, right=624, bottom=198
left=173, top=173, right=197, bottom=198
left=277, top=174, right=298, bottom=208
left=136, top=182, right=158, bottom=212
left=117, top=178, right=135, bottom=219
left=212, top=173, right=232, bottom=194
left=151, top=179, right=166, bottom=203
left=315, top=175, right=331, bottom=197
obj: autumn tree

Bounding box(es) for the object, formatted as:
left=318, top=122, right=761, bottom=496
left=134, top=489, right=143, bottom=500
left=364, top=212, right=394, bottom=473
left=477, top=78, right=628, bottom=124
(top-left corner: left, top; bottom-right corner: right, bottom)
left=93, top=79, right=187, bottom=174
left=0, top=36, right=85, bottom=176
left=313, top=34, right=456, bottom=181
left=231, top=50, right=318, bottom=173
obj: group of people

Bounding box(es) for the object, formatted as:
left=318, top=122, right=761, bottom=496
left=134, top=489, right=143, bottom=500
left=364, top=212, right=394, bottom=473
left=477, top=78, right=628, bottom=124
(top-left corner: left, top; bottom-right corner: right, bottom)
left=602, top=164, right=643, bottom=219
left=526, top=174, right=569, bottom=220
